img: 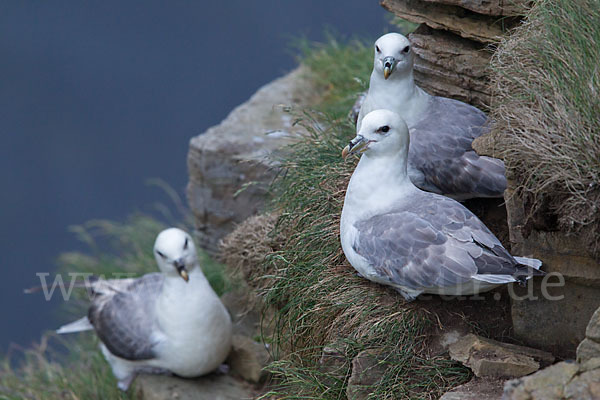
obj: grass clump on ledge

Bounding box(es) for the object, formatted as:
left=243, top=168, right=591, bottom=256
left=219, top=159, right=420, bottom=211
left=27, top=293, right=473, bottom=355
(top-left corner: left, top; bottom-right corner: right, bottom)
left=220, top=37, right=473, bottom=399
left=0, top=214, right=230, bottom=399
left=261, top=113, right=470, bottom=399
left=489, top=0, right=600, bottom=251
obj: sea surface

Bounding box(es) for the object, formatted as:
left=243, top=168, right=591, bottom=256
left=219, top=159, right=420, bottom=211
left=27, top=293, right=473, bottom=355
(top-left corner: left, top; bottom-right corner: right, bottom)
left=0, top=1, right=389, bottom=351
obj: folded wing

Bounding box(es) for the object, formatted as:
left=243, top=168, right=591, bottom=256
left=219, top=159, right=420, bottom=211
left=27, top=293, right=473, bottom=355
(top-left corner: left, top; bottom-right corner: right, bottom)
left=88, top=273, right=164, bottom=361
left=352, top=194, right=530, bottom=291
left=408, top=97, right=507, bottom=199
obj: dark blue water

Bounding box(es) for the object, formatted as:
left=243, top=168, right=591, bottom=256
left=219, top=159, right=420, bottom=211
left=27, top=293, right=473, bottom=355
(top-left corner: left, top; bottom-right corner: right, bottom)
left=0, top=1, right=389, bottom=351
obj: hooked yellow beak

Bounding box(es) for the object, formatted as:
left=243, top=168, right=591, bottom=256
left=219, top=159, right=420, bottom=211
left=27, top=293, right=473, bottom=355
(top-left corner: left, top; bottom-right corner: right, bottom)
left=342, top=135, right=370, bottom=159
left=383, top=67, right=391, bottom=79
left=174, top=259, right=189, bottom=282
left=179, top=268, right=189, bottom=282
left=382, top=56, right=396, bottom=80
left=342, top=145, right=350, bottom=159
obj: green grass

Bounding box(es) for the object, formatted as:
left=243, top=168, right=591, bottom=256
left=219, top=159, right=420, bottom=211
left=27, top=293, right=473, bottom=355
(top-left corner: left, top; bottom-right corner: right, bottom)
left=294, top=36, right=373, bottom=118
left=489, top=0, right=600, bottom=250
left=252, top=110, right=469, bottom=399
left=224, top=36, right=471, bottom=398
left=0, top=335, right=135, bottom=400
left=0, top=213, right=231, bottom=399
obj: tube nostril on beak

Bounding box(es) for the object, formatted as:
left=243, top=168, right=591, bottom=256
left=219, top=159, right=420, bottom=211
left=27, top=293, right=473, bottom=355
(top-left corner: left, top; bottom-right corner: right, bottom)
left=173, top=259, right=189, bottom=282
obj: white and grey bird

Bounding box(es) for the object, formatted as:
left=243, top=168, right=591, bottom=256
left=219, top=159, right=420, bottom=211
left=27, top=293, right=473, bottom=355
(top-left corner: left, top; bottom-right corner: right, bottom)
left=341, top=110, right=542, bottom=301
left=355, top=32, right=506, bottom=200
left=56, top=228, right=232, bottom=390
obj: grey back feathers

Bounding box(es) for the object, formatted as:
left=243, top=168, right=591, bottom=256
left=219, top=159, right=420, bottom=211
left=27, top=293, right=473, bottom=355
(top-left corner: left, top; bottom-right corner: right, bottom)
left=352, top=190, right=539, bottom=291
left=408, top=97, right=506, bottom=199
left=88, top=273, right=164, bottom=361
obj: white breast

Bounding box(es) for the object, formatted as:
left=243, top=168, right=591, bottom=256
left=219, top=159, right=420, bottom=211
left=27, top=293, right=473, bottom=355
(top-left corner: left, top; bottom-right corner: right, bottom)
left=152, top=271, right=232, bottom=376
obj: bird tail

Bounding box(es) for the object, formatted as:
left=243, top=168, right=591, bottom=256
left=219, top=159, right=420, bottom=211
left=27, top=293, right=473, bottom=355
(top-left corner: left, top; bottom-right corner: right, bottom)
left=514, top=256, right=543, bottom=270
left=56, top=316, right=94, bottom=334
left=513, top=256, right=544, bottom=285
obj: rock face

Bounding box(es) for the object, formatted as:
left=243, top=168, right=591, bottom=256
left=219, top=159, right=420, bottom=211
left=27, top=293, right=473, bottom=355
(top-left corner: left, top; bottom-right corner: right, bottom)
left=448, top=334, right=554, bottom=379
left=381, top=0, right=519, bottom=43
left=346, top=349, right=389, bottom=400
left=228, top=334, right=270, bottom=384
left=186, top=66, right=318, bottom=252
left=503, top=304, right=600, bottom=399
left=503, top=361, right=580, bottom=400
left=585, top=307, right=600, bottom=342
left=505, top=185, right=600, bottom=357
left=504, top=360, right=600, bottom=400
left=135, top=374, right=255, bottom=400
left=220, top=288, right=272, bottom=383
left=381, top=0, right=527, bottom=108
left=439, top=377, right=504, bottom=400
left=417, top=0, right=526, bottom=16
left=319, top=343, right=348, bottom=387
left=383, top=0, right=600, bottom=360
left=410, top=25, right=491, bottom=108
left=577, top=307, right=600, bottom=364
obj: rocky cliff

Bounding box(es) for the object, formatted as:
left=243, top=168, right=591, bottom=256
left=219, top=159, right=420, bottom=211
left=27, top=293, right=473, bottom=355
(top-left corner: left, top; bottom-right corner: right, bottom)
left=186, top=66, right=318, bottom=253
left=382, top=0, right=600, bottom=359
left=182, top=1, right=600, bottom=398
left=380, top=0, right=525, bottom=109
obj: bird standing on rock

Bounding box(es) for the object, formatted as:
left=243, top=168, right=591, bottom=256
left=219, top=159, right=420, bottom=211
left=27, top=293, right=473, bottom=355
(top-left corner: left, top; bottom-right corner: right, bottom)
left=356, top=32, right=506, bottom=200
left=55, top=227, right=232, bottom=390
left=341, top=110, right=543, bottom=301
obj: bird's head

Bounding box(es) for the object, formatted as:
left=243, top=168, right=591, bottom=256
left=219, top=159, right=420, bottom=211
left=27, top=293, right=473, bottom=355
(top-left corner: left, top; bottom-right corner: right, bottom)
left=373, top=33, right=414, bottom=80
left=342, top=109, right=409, bottom=159
left=153, top=228, right=198, bottom=282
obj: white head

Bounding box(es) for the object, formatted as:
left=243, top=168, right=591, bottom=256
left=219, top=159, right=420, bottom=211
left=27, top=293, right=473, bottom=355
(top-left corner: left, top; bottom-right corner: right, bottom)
left=373, top=33, right=414, bottom=80
left=153, top=227, right=199, bottom=282
left=342, top=109, right=410, bottom=161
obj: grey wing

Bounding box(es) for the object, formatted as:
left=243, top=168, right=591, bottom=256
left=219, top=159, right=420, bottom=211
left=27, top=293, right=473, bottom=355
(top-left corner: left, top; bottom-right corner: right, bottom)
left=409, top=97, right=507, bottom=199
left=89, top=273, right=164, bottom=361
left=354, top=211, right=477, bottom=290
left=352, top=194, right=522, bottom=291
left=430, top=195, right=519, bottom=274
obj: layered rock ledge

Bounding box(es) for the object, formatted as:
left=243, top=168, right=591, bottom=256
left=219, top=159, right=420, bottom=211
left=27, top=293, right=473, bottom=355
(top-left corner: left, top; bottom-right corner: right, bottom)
left=186, top=66, right=318, bottom=252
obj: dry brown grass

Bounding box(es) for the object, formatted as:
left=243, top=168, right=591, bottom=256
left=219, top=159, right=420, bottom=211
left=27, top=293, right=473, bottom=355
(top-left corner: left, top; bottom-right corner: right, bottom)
left=219, top=213, right=284, bottom=282
left=488, top=0, right=600, bottom=252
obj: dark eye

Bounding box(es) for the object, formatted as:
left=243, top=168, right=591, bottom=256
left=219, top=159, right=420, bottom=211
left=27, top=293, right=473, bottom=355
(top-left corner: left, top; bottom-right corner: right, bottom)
left=375, top=45, right=381, bottom=53
left=183, top=237, right=189, bottom=250
left=156, top=250, right=166, bottom=259
left=379, top=125, right=390, bottom=133
left=402, top=45, right=410, bottom=53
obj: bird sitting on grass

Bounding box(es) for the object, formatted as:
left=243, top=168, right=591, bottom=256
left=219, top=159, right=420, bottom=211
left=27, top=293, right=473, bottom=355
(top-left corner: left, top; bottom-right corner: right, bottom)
left=55, top=227, right=232, bottom=390
left=356, top=32, right=506, bottom=200
left=341, top=110, right=543, bottom=301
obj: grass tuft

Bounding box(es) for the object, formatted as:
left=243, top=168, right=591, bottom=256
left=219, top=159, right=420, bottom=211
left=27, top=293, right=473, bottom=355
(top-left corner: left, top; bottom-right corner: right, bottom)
left=216, top=85, right=473, bottom=396
left=294, top=37, right=373, bottom=119
left=217, top=35, right=488, bottom=399
left=489, top=0, right=600, bottom=252
left=0, top=335, right=134, bottom=400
